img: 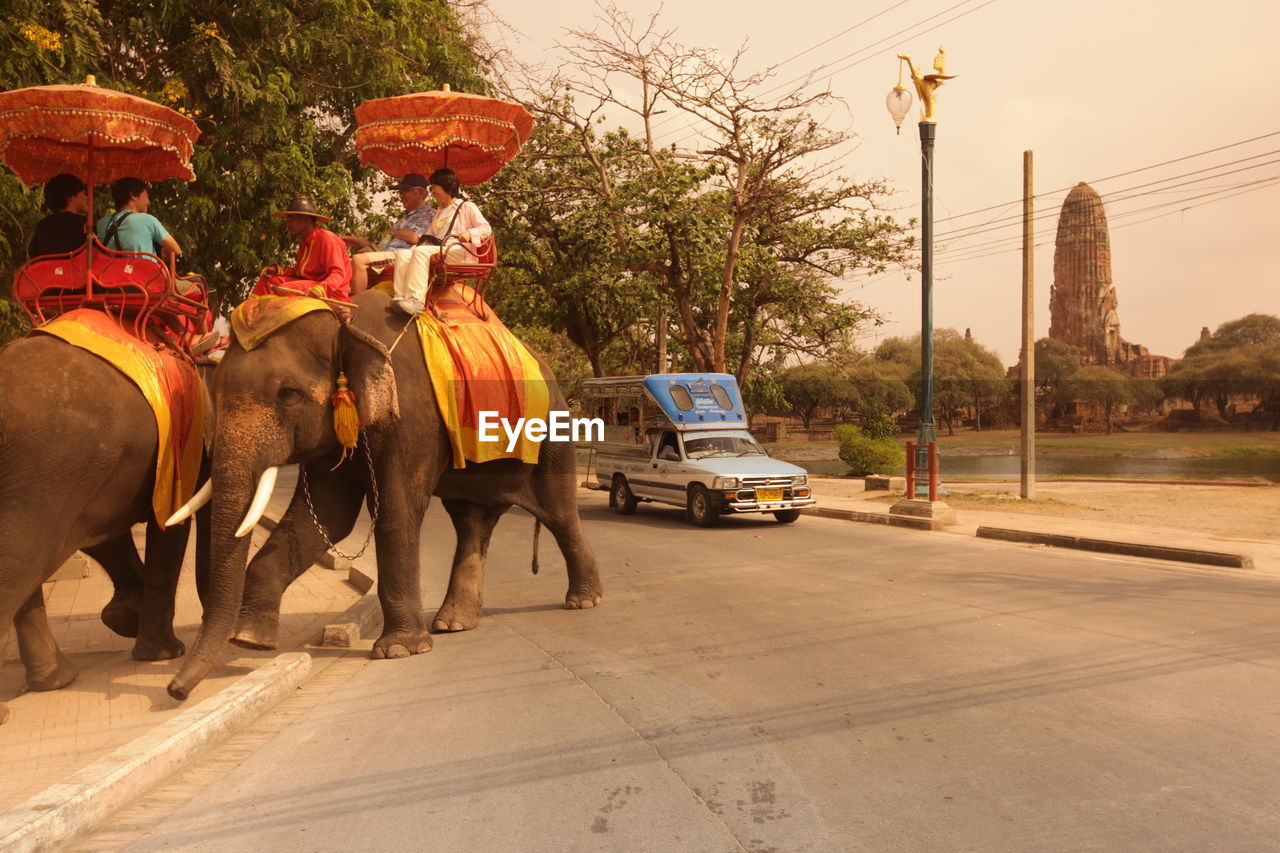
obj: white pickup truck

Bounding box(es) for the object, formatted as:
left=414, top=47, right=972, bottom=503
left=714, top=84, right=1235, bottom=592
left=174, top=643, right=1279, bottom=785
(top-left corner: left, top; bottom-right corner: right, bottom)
left=584, top=374, right=815, bottom=527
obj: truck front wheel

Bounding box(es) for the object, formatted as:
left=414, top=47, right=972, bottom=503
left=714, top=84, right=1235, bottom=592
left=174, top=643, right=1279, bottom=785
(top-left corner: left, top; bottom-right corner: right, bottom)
left=686, top=484, right=719, bottom=527
left=611, top=476, right=638, bottom=515
left=773, top=509, right=802, bottom=523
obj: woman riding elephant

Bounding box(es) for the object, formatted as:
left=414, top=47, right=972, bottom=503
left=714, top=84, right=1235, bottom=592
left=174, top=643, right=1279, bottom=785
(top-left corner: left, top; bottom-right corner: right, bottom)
left=166, top=286, right=601, bottom=700
left=0, top=334, right=209, bottom=725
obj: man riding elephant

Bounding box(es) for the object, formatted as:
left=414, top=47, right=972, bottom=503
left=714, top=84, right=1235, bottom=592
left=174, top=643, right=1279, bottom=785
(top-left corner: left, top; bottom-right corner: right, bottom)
left=252, top=197, right=352, bottom=301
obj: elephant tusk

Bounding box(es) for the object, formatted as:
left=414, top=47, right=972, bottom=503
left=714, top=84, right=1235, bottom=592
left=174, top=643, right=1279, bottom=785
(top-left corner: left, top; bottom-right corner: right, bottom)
left=164, top=479, right=213, bottom=527
left=234, top=466, right=279, bottom=538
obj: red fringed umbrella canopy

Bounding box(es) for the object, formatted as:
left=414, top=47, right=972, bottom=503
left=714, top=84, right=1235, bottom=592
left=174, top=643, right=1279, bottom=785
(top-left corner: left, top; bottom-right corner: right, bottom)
left=0, top=76, right=199, bottom=186
left=354, top=88, right=534, bottom=186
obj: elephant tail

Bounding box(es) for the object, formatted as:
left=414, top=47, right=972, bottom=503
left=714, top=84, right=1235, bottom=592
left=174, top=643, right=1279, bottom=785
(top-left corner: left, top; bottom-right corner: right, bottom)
left=531, top=518, right=541, bottom=575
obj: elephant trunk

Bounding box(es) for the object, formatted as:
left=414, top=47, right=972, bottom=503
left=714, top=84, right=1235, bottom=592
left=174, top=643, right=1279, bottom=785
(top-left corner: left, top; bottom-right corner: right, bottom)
left=167, top=463, right=259, bottom=701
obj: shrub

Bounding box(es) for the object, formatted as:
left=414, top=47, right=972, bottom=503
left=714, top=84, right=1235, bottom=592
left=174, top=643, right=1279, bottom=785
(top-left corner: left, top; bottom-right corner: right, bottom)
left=860, top=411, right=900, bottom=440
left=834, top=424, right=906, bottom=476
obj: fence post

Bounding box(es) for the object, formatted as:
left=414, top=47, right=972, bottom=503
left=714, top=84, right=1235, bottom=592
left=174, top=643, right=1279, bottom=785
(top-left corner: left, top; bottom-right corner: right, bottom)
left=927, top=441, right=938, bottom=502
left=905, top=440, right=916, bottom=498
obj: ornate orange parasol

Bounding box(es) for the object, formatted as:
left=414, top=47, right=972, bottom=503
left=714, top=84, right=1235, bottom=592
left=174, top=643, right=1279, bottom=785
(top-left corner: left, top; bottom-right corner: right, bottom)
left=354, top=85, right=534, bottom=186
left=0, top=75, right=199, bottom=187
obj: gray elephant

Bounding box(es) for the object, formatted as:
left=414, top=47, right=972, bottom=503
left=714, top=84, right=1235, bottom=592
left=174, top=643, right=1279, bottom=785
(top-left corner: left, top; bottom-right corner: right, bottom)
left=0, top=333, right=207, bottom=725
left=167, top=288, right=602, bottom=700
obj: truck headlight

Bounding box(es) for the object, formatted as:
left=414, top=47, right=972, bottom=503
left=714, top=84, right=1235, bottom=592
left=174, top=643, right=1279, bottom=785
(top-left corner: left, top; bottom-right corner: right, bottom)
left=793, top=475, right=807, bottom=486
left=713, top=476, right=739, bottom=489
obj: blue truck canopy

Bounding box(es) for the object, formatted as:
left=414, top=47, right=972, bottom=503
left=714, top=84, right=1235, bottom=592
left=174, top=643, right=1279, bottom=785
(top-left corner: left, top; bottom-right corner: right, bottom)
left=583, top=373, right=747, bottom=431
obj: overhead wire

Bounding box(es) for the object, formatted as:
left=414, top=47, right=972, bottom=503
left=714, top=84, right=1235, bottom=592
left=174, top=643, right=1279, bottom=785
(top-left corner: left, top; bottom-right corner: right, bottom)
left=937, top=174, right=1280, bottom=258
left=935, top=129, right=1280, bottom=224
left=934, top=175, right=1280, bottom=265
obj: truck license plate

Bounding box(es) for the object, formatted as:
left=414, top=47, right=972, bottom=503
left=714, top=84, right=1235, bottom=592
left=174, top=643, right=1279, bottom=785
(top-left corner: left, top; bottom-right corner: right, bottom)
left=756, top=488, right=784, bottom=502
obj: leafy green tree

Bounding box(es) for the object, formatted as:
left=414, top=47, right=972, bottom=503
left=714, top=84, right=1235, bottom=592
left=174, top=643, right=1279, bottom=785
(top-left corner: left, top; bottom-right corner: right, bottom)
left=1056, top=365, right=1133, bottom=434
left=844, top=359, right=912, bottom=435
left=777, top=363, right=854, bottom=429
left=869, top=330, right=1007, bottom=435
left=1, top=0, right=489, bottom=317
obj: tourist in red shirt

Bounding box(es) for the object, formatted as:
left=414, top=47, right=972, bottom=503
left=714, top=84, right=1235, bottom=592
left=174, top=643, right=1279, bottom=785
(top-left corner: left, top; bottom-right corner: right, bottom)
left=253, top=197, right=351, bottom=301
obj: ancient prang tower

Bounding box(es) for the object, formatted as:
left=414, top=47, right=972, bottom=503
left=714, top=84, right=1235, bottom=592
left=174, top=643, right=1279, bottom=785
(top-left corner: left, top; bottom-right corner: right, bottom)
left=1048, top=182, right=1170, bottom=378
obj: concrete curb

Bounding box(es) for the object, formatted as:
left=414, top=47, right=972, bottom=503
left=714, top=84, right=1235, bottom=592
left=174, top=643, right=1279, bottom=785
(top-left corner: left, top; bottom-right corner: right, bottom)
left=801, top=506, right=934, bottom=531
left=975, top=526, right=1254, bottom=569
left=0, top=652, right=312, bottom=853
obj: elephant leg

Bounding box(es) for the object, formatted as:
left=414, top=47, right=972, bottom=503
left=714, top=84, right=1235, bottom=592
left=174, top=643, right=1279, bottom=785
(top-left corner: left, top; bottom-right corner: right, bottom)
left=232, top=463, right=364, bottom=651
left=15, top=586, right=78, bottom=691
left=433, top=499, right=509, bottom=633
left=83, top=533, right=145, bottom=639
left=371, top=465, right=436, bottom=660
left=130, top=520, right=189, bottom=661
left=528, top=505, right=603, bottom=610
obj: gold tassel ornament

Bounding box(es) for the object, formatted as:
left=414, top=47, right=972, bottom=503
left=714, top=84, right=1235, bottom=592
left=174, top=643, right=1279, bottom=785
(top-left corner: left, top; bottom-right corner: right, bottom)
left=331, top=371, right=360, bottom=467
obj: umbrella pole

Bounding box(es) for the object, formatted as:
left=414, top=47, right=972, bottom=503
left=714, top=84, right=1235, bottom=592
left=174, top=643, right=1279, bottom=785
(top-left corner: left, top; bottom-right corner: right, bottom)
left=85, top=139, right=94, bottom=291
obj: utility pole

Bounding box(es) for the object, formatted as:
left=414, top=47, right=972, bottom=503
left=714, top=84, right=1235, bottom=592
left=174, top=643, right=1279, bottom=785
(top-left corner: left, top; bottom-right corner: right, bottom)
left=1020, top=150, right=1036, bottom=499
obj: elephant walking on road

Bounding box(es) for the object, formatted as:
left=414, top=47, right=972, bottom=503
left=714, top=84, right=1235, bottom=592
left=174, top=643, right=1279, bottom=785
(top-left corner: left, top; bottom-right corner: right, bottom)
left=168, top=288, right=601, bottom=700
left=0, top=335, right=203, bottom=725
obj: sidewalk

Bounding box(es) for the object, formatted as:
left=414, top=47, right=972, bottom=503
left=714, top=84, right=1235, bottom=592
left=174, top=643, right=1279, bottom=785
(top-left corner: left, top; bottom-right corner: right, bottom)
left=0, top=470, right=368, bottom=814
left=808, top=475, right=1280, bottom=576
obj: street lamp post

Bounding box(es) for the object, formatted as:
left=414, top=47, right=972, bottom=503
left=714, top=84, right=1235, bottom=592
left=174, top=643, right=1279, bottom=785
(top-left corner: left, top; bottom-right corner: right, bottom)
left=888, top=49, right=957, bottom=514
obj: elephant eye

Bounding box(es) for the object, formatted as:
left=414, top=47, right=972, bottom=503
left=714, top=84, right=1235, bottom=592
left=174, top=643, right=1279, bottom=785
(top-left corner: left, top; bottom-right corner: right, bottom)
left=277, top=385, right=305, bottom=405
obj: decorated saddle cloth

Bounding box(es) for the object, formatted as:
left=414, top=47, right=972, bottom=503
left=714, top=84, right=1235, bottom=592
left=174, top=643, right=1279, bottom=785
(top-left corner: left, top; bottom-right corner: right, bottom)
left=230, top=293, right=332, bottom=351
left=32, top=309, right=204, bottom=528
left=232, top=291, right=548, bottom=469
left=405, top=284, right=549, bottom=469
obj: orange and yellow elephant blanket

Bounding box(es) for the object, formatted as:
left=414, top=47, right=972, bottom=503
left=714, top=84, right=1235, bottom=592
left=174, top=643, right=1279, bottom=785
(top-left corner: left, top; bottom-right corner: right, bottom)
left=230, top=294, right=333, bottom=351
left=33, top=309, right=204, bottom=528
left=417, top=286, right=549, bottom=468
left=373, top=281, right=549, bottom=468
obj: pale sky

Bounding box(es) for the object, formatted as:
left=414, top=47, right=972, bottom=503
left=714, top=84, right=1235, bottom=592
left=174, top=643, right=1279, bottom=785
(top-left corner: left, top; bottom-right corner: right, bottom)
left=483, top=0, right=1280, bottom=366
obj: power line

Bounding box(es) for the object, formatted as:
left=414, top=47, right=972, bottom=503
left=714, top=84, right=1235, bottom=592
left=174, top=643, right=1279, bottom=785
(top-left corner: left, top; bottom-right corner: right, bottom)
left=935, top=175, right=1280, bottom=264
left=647, top=0, right=920, bottom=137
left=937, top=146, right=1280, bottom=239
left=934, top=153, right=1280, bottom=244
left=935, top=129, right=1280, bottom=224
left=938, top=174, right=1280, bottom=258
left=660, top=0, right=999, bottom=150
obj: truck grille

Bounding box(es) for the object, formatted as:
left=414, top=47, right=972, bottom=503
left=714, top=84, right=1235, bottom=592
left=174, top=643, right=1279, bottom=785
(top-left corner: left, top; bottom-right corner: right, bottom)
left=741, top=476, right=793, bottom=488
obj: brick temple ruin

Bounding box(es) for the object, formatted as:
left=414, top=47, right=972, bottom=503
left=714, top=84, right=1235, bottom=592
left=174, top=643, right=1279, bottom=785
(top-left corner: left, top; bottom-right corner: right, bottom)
left=1048, top=182, right=1171, bottom=379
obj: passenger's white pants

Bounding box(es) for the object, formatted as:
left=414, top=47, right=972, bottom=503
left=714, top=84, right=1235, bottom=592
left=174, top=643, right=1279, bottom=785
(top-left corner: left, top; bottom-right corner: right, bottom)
left=364, top=244, right=469, bottom=311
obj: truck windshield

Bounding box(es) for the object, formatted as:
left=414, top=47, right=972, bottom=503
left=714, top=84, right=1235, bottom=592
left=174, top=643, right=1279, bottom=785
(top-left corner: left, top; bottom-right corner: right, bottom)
left=682, top=431, right=766, bottom=459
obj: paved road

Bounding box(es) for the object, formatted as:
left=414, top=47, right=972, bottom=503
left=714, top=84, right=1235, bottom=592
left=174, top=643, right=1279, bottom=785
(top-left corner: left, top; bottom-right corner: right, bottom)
left=104, top=492, right=1280, bottom=852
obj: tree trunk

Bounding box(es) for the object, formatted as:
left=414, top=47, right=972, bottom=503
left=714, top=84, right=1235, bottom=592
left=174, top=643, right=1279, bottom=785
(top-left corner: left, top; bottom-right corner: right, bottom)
left=712, top=211, right=749, bottom=372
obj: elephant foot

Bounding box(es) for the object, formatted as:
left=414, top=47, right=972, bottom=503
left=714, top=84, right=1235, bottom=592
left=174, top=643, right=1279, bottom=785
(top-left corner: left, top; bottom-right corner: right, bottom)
left=0, top=702, right=9, bottom=726
left=230, top=611, right=280, bottom=651
left=132, top=634, right=186, bottom=661
left=26, top=651, right=78, bottom=692
left=431, top=598, right=482, bottom=633
left=101, top=593, right=142, bottom=639
left=372, top=628, right=432, bottom=660
left=564, top=586, right=603, bottom=610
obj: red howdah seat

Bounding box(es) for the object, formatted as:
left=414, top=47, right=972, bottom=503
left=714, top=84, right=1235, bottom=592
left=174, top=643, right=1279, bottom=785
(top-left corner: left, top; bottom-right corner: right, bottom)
left=13, top=239, right=212, bottom=351
left=429, top=235, right=498, bottom=318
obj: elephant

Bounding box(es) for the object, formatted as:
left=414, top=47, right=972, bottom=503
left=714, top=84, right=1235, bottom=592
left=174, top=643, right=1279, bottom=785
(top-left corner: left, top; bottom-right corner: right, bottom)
left=166, top=287, right=602, bottom=700
left=0, top=333, right=208, bottom=725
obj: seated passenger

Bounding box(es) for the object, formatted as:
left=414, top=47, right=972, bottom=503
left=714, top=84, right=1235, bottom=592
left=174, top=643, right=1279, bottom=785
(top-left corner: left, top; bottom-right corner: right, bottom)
left=252, top=197, right=352, bottom=302
left=95, top=177, right=182, bottom=260
left=351, top=167, right=492, bottom=314
left=345, top=172, right=435, bottom=294
left=29, top=173, right=89, bottom=257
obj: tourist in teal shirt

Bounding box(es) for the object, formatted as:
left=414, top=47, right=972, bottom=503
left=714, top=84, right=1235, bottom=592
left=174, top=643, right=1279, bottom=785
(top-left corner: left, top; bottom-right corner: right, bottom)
left=95, top=177, right=182, bottom=259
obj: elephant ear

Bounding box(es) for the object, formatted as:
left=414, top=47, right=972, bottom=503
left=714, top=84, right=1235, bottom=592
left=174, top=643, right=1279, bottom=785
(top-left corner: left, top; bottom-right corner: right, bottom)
left=340, top=322, right=400, bottom=427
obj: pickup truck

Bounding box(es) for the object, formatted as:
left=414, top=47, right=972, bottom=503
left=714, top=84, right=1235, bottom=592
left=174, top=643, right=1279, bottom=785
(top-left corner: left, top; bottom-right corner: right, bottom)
left=584, top=374, right=815, bottom=526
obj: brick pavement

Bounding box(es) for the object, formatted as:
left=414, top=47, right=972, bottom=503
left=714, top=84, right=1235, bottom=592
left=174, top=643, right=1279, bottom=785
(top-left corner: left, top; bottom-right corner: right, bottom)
left=0, top=475, right=369, bottom=813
